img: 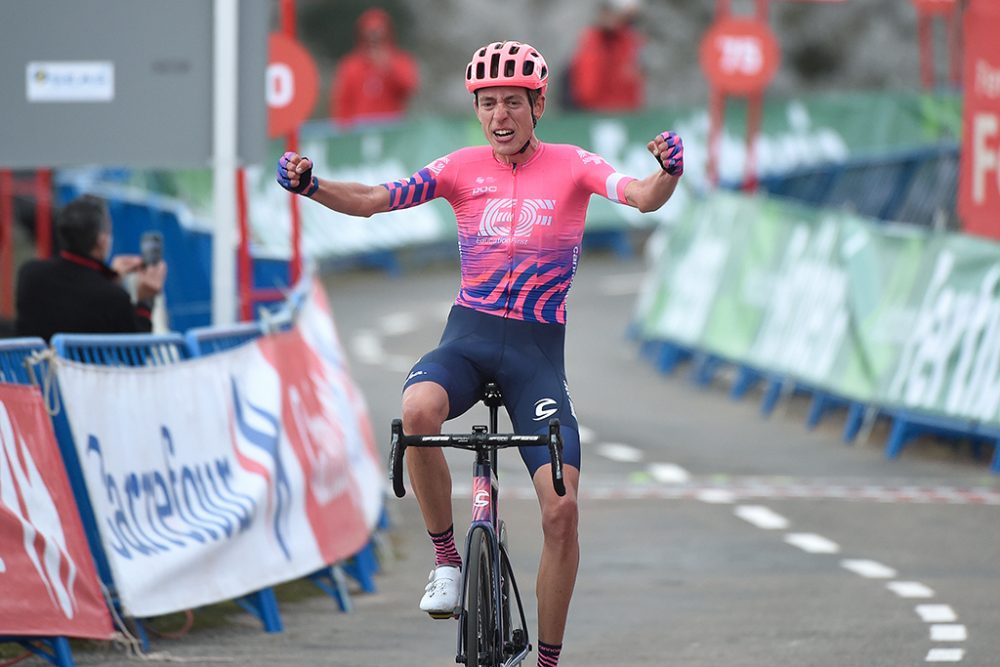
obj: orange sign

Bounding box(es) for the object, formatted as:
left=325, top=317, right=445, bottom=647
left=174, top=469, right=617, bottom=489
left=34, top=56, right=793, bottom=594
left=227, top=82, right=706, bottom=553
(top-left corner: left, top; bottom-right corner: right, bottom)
left=267, top=33, right=319, bottom=138
left=958, top=0, right=1000, bottom=238
left=699, top=17, right=780, bottom=96
left=912, top=0, right=957, bottom=15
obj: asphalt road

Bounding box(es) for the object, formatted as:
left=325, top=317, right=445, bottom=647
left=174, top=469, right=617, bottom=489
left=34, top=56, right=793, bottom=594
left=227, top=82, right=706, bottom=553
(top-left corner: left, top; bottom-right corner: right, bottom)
left=63, top=248, right=999, bottom=667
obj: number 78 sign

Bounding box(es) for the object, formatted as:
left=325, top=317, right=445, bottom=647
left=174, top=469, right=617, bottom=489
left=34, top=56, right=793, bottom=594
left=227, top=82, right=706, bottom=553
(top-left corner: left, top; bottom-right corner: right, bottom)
left=699, top=17, right=780, bottom=96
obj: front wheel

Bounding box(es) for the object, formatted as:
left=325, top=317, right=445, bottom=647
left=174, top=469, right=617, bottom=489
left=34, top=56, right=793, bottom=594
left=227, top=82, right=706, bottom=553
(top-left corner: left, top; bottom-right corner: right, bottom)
left=465, top=526, right=498, bottom=666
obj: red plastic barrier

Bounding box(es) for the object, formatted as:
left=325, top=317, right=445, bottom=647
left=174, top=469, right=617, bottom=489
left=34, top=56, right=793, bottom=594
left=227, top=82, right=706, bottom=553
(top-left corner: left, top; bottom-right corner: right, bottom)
left=0, top=384, right=113, bottom=639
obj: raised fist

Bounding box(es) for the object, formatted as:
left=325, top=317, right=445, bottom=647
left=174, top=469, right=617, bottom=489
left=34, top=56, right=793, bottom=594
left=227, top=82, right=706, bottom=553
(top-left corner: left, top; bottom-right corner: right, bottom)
left=649, top=131, right=684, bottom=176
left=276, top=151, right=319, bottom=196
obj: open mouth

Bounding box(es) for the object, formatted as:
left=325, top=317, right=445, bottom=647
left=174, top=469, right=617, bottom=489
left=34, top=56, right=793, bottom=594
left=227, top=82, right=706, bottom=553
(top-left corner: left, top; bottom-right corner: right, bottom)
left=493, top=129, right=515, bottom=141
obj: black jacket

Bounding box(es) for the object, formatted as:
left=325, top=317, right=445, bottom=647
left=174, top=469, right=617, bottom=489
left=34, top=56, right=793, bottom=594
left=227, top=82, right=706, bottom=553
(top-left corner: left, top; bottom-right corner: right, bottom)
left=15, top=251, right=153, bottom=342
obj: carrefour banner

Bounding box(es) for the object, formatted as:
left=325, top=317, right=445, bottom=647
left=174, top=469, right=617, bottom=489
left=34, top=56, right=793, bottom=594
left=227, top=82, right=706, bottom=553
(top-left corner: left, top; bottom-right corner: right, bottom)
left=0, top=384, right=114, bottom=639
left=54, top=314, right=383, bottom=617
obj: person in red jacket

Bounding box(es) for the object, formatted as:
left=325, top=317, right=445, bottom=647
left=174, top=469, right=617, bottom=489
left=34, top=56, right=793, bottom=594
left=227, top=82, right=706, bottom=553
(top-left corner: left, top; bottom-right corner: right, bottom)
left=568, top=0, right=645, bottom=112
left=329, top=8, right=420, bottom=127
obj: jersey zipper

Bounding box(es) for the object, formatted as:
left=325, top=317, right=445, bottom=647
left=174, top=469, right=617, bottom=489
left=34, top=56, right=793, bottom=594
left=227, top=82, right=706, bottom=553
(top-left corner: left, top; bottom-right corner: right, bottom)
left=505, top=162, right=521, bottom=318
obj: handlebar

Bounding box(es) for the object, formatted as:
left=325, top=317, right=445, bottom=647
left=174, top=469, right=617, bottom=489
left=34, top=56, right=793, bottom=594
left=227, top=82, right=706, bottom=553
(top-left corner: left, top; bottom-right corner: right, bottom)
left=388, top=418, right=566, bottom=498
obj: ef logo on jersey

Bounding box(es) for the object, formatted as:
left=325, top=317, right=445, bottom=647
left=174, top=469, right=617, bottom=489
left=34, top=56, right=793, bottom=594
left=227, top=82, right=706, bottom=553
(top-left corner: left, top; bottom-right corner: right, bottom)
left=478, top=198, right=556, bottom=238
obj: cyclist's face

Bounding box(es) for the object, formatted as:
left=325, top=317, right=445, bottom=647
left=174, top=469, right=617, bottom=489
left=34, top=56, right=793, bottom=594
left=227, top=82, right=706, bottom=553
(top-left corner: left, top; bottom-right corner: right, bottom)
left=475, top=86, right=543, bottom=160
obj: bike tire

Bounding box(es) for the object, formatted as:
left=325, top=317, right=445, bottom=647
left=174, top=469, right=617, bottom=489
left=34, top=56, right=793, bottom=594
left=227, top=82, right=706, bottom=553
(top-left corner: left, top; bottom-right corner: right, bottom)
left=465, top=526, right=497, bottom=666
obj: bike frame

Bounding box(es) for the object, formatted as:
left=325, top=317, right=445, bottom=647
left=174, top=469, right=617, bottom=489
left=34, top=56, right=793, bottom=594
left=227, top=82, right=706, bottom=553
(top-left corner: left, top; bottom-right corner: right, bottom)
left=388, top=384, right=564, bottom=667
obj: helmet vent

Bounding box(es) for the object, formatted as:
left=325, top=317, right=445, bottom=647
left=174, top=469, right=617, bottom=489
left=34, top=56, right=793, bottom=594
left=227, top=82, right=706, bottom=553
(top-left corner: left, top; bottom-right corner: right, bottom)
left=540, top=65, right=548, bottom=80
left=522, top=60, right=534, bottom=77
left=476, top=62, right=485, bottom=80
left=490, top=53, right=501, bottom=78
left=509, top=45, right=520, bottom=55
left=504, top=59, right=516, bottom=77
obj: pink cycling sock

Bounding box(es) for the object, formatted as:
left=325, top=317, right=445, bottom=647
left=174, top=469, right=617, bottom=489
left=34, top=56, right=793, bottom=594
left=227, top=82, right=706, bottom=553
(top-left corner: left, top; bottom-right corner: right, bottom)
left=429, top=525, right=462, bottom=567
left=537, top=640, right=562, bottom=667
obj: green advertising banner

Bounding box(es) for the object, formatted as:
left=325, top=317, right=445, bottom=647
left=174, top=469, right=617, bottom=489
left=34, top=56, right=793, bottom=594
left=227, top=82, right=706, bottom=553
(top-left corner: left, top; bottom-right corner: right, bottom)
left=60, top=91, right=960, bottom=261
left=697, top=195, right=802, bottom=364
left=883, top=233, right=1000, bottom=427
left=635, top=194, right=747, bottom=346
left=636, top=189, right=1000, bottom=430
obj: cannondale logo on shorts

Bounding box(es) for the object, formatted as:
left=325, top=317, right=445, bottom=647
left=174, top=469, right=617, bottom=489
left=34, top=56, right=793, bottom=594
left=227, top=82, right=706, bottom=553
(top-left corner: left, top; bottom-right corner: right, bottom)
left=478, top=198, right=556, bottom=238
left=533, top=397, right=559, bottom=421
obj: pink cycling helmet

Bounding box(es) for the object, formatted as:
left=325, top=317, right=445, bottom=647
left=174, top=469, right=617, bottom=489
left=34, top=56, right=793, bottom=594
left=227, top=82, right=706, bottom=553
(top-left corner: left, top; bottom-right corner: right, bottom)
left=465, top=41, right=549, bottom=96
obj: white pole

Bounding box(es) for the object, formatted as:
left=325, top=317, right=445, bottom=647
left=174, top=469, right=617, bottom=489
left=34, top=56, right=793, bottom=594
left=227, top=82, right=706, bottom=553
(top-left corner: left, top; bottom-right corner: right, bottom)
left=212, top=0, right=239, bottom=325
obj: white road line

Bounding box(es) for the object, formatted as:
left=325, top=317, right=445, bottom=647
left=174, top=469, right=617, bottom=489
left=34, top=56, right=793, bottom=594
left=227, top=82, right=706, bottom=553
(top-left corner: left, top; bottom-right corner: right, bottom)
left=926, top=648, right=965, bottom=662
left=600, top=273, right=646, bottom=296
left=577, top=425, right=597, bottom=444
left=379, top=312, right=419, bottom=336
left=916, top=605, right=958, bottom=623
left=596, top=443, right=644, bottom=463
left=385, top=355, right=418, bottom=373
left=930, top=624, right=968, bottom=641
left=648, top=463, right=691, bottom=484
left=887, top=581, right=935, bottom=598
left=351, top=330, right=387, bottom=365
left=784, top=533, right=840, bottom=554
left=734, top=505, right=789, bottom=530
left=840, top=559, right=897, bottom=579
left=697, top=489, right=736, bottom=504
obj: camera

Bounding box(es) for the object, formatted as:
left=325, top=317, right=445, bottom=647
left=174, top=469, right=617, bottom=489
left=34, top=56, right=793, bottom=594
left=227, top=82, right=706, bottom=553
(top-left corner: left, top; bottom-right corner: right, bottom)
left=140, top=231, right=163, bottom=267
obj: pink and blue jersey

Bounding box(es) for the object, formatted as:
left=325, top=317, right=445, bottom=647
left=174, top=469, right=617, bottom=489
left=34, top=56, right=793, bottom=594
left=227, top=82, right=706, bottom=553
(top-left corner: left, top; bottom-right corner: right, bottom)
left=380, top=143, right=635, bottom=324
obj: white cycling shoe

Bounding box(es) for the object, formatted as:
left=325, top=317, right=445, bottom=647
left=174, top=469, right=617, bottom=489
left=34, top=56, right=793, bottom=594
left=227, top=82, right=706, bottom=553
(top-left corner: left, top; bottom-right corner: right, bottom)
left=420, top=564, right=462, bottom=619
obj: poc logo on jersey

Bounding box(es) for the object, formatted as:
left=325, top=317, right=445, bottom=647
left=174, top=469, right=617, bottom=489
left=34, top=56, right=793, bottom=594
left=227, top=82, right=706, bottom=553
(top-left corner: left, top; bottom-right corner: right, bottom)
left=472, top=176, right=498, bottom=195
left=533, top=397, right=559, bottom=421
left=479, top=198, right=556, bottom=238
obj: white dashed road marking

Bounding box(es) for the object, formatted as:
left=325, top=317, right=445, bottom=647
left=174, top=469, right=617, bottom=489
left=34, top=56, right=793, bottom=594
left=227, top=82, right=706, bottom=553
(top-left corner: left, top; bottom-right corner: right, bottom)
left=696, top=489, right=736, bottom=504
left=379, top=312, right=419, bottom=336
left=840, top=559, right=897, bottom=579
left=599, top=272, right=645, bottom=296
left=930, top=625, right=967, bottom=642
left=351, top=330, right=387, bottom=365
left=734, top=505, right=789, bottom=530
left=595, top=443, right=644, bottom=463
left=647, top=463, right=691, bottom=484
left=887, top=581, right=936, bottom=598
left=926, top=648, right=965, bottom=662
left=784, top=533, right=840, bottom=554
left=917, top=605, right=958, bottom=623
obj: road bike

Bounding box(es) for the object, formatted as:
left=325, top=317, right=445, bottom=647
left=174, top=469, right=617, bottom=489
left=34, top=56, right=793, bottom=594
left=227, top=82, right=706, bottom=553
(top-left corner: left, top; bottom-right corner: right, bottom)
left=389, top=382, right=565, bottom=667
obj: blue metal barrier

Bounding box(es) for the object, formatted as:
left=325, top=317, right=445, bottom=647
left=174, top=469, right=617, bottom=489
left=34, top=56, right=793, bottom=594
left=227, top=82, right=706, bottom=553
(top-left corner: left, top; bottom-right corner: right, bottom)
left=0, top=339, right=77, bottom=667
left=49, top=332, right=284, bottom=636
left=0, top=337, right=47, bottom=384
left=758, top=144, right=959, bottom=227
left=184, top=322, right=380, bottom=605
left=884, top=409, right=999, bottom=472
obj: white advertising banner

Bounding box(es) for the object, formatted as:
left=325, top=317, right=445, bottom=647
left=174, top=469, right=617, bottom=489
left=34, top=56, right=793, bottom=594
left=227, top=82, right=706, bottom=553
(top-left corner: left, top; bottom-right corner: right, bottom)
left=54, top=312, right=383, bottom=617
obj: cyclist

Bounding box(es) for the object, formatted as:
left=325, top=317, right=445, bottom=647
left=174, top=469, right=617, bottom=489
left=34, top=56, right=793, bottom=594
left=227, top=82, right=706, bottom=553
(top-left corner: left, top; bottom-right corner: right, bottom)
left=277, top=40, right=683, bottom=667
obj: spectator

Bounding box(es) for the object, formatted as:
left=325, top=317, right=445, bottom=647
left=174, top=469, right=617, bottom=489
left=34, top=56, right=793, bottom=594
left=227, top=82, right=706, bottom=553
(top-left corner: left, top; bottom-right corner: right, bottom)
left=328, top=8, right=419, bottom=127
left=15, top=195, right=167, bottom=342
left=568, top=0, right=645, bottom=112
